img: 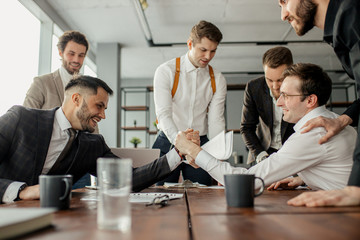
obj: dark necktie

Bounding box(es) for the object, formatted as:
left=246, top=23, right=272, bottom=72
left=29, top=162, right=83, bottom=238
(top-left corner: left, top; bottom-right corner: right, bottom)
left=50, top=128, right=76, bottom=172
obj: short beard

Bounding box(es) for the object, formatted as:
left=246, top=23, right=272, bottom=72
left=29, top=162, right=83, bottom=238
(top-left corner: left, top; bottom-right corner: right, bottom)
left=296, top=0, right=318, bottom=36
left=76, top=100, right=94, bottom=133
left=62, top=59, right=79, bottom=75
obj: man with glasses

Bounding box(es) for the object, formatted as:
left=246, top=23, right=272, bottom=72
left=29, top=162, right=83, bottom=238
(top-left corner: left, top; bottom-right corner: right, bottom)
left=175, top=63, right=356, bottom=191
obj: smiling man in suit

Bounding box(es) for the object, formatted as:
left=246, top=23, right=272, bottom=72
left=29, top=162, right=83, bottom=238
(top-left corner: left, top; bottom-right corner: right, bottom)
left=0, top=76, right=182, bottom=203
left=241, top=47, right=295, bottom=165
left=23, top=30, right=88, bottom=110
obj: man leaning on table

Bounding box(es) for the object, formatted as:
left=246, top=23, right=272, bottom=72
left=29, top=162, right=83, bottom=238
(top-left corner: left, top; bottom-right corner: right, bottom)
left=0, top=75, right=184, bottom=204
left=276, top=0, right=360, bottom=207
left=176, top=63, right=356, bottom=191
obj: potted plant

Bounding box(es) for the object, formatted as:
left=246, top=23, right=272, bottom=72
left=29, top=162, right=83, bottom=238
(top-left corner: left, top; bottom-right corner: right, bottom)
left=130, top=137, right=141, bottom=148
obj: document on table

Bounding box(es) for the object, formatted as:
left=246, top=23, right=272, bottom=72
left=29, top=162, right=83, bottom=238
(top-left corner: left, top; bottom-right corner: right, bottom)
left=81, top=192, right=183, bottom=203
left=201, top=130, right=233, bottom=160
left=129, top=193, right=183, bottom=203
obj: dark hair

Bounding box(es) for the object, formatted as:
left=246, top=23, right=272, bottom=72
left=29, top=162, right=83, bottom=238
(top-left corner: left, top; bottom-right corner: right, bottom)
left=57, top=30, right=89, bottom=53
left=263, top=46, right=293, bottom=68
left=189, top=20, right=223, bottom=45
left=282, top=63, right=332, bottom=106
left=65, top=75, right=113, bottom=96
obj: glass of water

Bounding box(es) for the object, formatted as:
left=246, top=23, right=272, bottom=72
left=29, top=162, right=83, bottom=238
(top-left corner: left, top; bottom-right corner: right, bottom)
left=97, top=158, right=132, bottom=231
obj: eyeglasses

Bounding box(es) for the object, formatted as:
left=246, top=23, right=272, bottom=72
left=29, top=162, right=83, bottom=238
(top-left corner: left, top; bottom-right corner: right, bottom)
left=280, top=92, right=309, bottom=99
left=146, top=194, right=170, bottom=208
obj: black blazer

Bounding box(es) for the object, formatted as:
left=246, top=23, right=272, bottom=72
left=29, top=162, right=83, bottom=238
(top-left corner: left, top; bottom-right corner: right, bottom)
left=0, top=106, right=171, bottom=201
left=240, top=76, right=294, bottom=164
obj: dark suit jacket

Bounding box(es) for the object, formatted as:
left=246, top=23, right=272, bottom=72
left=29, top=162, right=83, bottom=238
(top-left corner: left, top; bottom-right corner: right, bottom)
left=240, top=76, right=295, bottom=164
left=0, top=106, right=171, bottom=202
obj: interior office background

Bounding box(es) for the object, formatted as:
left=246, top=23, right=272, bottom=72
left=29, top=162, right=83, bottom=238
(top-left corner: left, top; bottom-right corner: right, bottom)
left=1, top=0, right=356, bottom=167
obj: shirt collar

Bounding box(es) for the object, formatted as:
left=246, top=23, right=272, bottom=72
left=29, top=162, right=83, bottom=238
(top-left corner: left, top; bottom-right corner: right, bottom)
left=185, top=52, right=209, bottom=73
left=323, top=0, right=339, bottom=44
left=59, top=66, right=74, bottom=87
left=293, top=106, right=327, bottom=132
left=55, top=107, right=74, bottom=132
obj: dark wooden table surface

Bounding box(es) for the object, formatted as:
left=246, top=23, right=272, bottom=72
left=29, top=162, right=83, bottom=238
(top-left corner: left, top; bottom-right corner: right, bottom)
left=2, top=187, right=360, bottom=240
left=186, top=188, right=360, bottom=240
left=1, top=188, right=188, bottom=240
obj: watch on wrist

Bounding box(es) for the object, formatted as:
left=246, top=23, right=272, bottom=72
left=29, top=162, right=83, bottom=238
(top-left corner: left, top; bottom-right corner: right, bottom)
left=174, top=147, right=186, bottom=160
left=15, top=184, right=27, bottom=201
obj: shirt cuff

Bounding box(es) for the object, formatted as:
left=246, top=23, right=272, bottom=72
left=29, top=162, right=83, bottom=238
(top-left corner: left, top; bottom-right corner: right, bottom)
left=2, top=182, right=26, bottom=203
left=256, top=151, right=269, bottom=163
left=195, top=150, right=213, bottom=169
left=165, top=148, right=182, bottom=171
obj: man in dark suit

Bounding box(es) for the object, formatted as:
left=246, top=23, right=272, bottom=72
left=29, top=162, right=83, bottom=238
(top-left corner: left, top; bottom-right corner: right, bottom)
left=0, top=76, right=181, bottom=203
left=240, top=47, right=295, bottom=165
left=23, top=30, right=93, bottom=188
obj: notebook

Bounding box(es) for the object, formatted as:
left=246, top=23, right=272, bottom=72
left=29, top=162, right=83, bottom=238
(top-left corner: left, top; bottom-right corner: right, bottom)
left=0, top=208, right=55, bottom=239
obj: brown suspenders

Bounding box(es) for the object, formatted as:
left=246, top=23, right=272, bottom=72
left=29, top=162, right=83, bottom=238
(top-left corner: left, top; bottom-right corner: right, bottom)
left=171, top=57, right=216, bottom=98
left=157, top=57, right=217, bottom=125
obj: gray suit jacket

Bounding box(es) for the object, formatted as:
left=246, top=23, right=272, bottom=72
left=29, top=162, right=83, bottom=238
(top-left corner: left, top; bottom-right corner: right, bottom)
left=23, top=69, right=64, bottom=109
left=240, top=77, right=294, bottom=164
left=0, top=106, right=171, bottom=202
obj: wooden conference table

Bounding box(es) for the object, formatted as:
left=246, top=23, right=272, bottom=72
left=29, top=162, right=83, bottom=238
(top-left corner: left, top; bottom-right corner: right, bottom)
left=1, top=187, right=360, bottom=240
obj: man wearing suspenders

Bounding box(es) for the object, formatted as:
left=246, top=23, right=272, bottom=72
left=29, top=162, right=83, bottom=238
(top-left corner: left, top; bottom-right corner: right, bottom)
left=153, top=20, right=227, bottom=186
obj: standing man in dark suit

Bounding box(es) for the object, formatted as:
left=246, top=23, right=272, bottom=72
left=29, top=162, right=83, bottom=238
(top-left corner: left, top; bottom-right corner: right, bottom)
left=0, top=76, right=182, bottom=203
left=241, top=46, right=295, bottom=165
left=276, top=0, right=360, bottom=207
left=23, top=30, right=92, bottom=188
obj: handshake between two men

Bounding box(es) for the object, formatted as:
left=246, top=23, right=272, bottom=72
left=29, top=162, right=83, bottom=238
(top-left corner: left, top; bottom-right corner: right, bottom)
left=175, top=129, right=203, bottom=169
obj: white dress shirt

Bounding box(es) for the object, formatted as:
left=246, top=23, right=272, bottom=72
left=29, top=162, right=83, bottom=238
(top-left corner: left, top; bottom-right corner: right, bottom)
left=59, top=66, right=74, bottom=88
left=195, top=106, right=356, bottom=190
left=154, top=53, right=227, bottom=143
left=42, top=108, right=75, bottom=174
left=256, top=91, right=283, bottom=163
left=269, top=90, right=283, bottom=150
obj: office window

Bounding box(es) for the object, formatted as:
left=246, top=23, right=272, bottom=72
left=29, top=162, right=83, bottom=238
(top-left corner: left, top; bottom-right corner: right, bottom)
left=51, top=34, right=61, bottom=72
left=84, top=60, right=97, bottom=77
left=0, top=1, right=40, bottom=115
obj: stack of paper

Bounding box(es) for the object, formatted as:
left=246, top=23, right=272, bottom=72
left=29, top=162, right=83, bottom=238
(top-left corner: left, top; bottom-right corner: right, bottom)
left=201, top=130, right=233, bottom=160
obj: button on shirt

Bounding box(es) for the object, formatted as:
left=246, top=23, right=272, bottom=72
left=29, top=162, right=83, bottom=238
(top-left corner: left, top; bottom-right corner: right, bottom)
left=195, top=106, right=356, bottom=190
left=269, top=90, right=283, bottom=150
left=154, top=53, right=227, bottom=143
left=42, top=108, right=76, bottom=174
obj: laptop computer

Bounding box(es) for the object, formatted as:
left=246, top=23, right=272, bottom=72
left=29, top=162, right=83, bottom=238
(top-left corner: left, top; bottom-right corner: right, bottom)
left=110, top=148, right=160, bottom=168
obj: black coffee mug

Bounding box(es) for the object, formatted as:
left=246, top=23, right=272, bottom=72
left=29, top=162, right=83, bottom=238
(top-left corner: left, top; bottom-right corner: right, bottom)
left=224, top=174, right=265, bottom=208
left=39, top=175, right=73, bottom=210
